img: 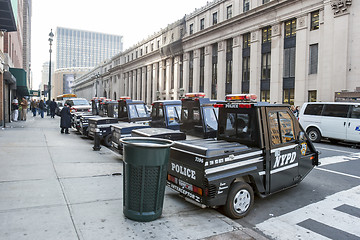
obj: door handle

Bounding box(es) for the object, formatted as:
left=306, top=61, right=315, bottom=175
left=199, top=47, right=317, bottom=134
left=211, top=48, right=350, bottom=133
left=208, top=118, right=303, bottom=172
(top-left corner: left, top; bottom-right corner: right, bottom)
left=344, top=122, right=346, bottom=127
left=348, top=122, right=351, bottom=127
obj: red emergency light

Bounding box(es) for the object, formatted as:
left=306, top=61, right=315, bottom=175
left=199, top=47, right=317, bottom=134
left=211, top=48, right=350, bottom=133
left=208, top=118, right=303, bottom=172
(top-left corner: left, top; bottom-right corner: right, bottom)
left=226, top=94, right=257, bottom=102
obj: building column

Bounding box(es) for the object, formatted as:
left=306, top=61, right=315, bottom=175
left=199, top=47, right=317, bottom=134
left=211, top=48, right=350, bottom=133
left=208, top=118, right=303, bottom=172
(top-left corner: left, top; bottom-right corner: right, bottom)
left=165, top=58, right=171, bottom=99
left=141, top=67, right=146, bottom=102
left=158, top=61, right=164, bottom=99
left=132, top=70, right=136, bottom=99
left=249, top=30, right=261, bottom=97
left=183, top=52, right=189, bottom=93
left=173, top=56, right=180, bottom=100
left=124, top=73, right=128, bottom=96
left=204, top=46, right=212, bottom=98
left=193, top=49, right=200, bottom=92
left=270, top=23, right=283, bottom=104
left=153, top=62, right=159, bottom=101
left=137, top=68, right=141, bottom=100
left=232, top=36, right=242, bottom=94
left=217, top=40, right=226, bottom=100
left=294, top=15, right=308, bottom=106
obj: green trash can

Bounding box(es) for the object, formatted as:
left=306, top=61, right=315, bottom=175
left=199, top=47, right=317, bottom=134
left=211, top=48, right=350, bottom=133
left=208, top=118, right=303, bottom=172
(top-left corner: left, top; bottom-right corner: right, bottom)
left=120, top=137, right=174, bottom=222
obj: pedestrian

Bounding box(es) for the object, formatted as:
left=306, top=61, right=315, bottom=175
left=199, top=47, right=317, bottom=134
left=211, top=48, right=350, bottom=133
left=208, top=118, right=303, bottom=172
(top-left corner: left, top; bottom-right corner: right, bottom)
left=11, top=97, right=19, bottom=122
left=38, top=99, right=46, bottom=118
left=60, top=103, right=71, bottom=134
left=30, top=99, right=37, bottom=117
left=20, top=97, right=28, bottom=121
left=49, top=99, right=57, bottom=118
left=294, top=106, right=300, bottom=117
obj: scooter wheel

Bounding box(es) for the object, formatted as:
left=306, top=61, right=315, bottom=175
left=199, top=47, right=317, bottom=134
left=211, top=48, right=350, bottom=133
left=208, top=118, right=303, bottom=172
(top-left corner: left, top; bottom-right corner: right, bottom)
left=223, top=181, right=254, bottom=219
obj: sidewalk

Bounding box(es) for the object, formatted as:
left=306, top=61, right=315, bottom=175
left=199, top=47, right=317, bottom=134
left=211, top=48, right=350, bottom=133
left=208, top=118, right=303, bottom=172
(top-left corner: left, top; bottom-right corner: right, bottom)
left=0, top=113, right=266, bottom=240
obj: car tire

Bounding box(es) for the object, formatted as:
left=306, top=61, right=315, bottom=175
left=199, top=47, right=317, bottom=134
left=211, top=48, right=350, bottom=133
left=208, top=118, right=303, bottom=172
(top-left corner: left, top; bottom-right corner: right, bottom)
left=103, top=134, right=112, bottom=147
left=307, top=128, right=321, bottom=143
left=223, top=182, right=254, bottom=219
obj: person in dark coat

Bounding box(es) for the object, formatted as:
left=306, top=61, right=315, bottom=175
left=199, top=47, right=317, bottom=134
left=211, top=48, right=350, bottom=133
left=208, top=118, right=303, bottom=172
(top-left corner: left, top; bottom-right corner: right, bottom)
left=60, top=103, right=71, bottom=134
left=38, top=99, right=46, bottom=118
left=49, top=99, right=57, bottom=118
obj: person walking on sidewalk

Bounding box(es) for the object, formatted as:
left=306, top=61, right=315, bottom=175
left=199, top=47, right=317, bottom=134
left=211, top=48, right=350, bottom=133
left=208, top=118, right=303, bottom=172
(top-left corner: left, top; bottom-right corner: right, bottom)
left=11, top=97, right=19, bottom=122
left=20, top=98, right=28, bottom=121
left=49, top=99, right=57, bottom=118
left=30, top=99, right=37, bottom=117
left=38, top=99, right=46, bottom=118
left=60, top=103, right=71, bottom=134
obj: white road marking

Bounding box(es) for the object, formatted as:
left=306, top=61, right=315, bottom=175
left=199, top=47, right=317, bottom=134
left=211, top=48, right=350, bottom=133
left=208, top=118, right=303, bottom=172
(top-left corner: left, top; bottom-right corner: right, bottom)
left=316, top=168, right=360, bottom=180
left=256, top=185, right=360, bottom=240
left=319, top=153, right=360, bottom=166
left=316, top=146, right=356, bottom=154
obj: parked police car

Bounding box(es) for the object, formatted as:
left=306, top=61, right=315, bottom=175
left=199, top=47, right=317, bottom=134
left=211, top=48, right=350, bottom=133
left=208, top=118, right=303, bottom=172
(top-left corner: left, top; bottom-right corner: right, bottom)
left=167, top=94, right=319, bottom=219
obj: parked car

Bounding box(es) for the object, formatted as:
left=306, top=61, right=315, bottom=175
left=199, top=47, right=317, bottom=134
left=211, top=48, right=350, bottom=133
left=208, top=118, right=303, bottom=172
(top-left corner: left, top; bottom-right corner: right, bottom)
left=64, top=98, right=92, bottom=113
left=299, top=102, right=360, bottom=143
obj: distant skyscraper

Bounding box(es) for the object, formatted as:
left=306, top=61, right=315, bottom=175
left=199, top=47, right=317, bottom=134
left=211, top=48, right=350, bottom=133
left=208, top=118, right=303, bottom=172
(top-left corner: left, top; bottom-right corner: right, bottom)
left=55, top=27, right=123, bottom=69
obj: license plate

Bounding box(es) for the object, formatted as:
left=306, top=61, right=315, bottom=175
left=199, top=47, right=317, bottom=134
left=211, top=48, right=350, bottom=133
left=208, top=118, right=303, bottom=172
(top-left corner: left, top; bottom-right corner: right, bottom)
left=179, top=179, right=192, bottom=191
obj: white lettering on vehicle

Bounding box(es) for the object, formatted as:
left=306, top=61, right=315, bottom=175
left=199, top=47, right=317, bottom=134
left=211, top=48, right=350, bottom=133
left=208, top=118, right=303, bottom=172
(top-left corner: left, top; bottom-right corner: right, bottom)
left=169, top=183, right=201, bottom=202
left=171, top=163, right=196, bottom=180
left=195, top=157, right=204, bottom=163
left=273, top=152, right=296, bottom=168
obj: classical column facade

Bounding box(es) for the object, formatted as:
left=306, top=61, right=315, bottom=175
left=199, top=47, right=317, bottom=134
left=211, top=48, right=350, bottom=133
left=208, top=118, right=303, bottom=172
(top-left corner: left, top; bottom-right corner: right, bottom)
left=204, top=45, right=212, bottom=98
left=183, top=52, right=189, bottom=93
left=173, top=56, right=181, bottom=100
left=217, top=40, right=226, bottom=100
left=165, top=58, right=171, bottom=99
left=153, top=62, right=159, bottom=101
left=294, top=15, right=308, bottom=106
left=232, top=36, right=242, bottom=94
left=249, top=30, right=261, bottom=97
left=270, top=23, right=283, bottom=104
left=193, top=49, right=200, bottom=93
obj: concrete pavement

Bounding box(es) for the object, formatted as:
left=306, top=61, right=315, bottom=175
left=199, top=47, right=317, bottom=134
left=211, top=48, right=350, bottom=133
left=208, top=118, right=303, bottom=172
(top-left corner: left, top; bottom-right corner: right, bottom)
left=0, top=112, right=267, bottom=240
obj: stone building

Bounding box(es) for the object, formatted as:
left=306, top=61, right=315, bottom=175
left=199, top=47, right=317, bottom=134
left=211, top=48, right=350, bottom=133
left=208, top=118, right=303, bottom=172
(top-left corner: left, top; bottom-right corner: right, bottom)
left=73, top=0, right=359, bottom=107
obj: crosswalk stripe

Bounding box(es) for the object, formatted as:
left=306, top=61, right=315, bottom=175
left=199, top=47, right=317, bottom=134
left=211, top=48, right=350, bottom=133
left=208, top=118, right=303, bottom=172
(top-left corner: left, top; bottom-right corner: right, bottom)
left=256, top=185, right=360, bottom=239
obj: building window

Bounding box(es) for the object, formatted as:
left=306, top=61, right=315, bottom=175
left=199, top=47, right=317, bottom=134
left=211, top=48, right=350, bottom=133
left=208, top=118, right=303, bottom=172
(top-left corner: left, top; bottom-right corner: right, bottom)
left=226, top=39, right=233, bottom=95
left=262, top=26, right=272, bottom=43
left=309, top=44, right=318, bottom=74
left=261, top=53, right=271, bottom=80
left=283, top=47, right=296, bottom=78
left=189, top=51, right=194, bottom=92
left=140, top=49, right=143, bottom=56
left=285, top=19, right=296, bottom=38
left=243, top=0, right=250, bottom=12
left=283, top=89, right=294, bottom=105
left=308, top=90, right=317, bottom=102
left=227, top=5, right=232, bottom=19
left=200, top=18, right=205, bottom=30
left=212, top=43, right=218, bottom=99
left=261, top=90, right=270, bottom=102
left=242, top=56, right=250, bottom=93
left=213, top=12, right=218, bottom=25
left=263, top=0, right=270, bottom=3
left=151, top=43, right=154, bottom=51
left=180, top=55, right=184, bottom=89
left=145, top=46, right=148, bottom=54
left=200, top=48, right=205, bottom=92
left=157, top=40, right=160, bottom=48
left=243, top=33, right=251, bottom=49
left=189, top=24, right=194, bottom=35
left=311, top=10, right=320, bottom=31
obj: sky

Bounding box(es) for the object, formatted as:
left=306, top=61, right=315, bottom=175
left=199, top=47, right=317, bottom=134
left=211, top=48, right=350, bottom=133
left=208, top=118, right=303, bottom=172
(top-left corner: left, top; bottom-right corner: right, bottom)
left=31, top=0, right=210, bottom=89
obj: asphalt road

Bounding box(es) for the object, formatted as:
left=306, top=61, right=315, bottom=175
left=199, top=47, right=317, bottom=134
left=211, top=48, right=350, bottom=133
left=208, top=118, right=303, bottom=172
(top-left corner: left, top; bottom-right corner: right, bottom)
left=234, top=141, right=360, bottom=240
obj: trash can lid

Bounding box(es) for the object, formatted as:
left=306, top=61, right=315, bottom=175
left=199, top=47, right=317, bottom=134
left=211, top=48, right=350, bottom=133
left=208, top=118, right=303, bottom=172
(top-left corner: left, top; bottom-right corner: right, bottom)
left=120, top=137, right=174, bottom=148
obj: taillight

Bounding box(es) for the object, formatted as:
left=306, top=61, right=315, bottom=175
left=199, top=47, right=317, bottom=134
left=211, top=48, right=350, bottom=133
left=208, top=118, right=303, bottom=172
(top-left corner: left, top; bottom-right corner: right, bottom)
left=193, top=186, right=203, bottom=196
left=213, top=104, right=224, bottom=108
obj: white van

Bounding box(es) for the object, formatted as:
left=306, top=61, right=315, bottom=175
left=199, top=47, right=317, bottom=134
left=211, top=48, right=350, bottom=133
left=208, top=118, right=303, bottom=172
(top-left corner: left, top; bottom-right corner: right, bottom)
left=298, top=102, right=360, bottom=143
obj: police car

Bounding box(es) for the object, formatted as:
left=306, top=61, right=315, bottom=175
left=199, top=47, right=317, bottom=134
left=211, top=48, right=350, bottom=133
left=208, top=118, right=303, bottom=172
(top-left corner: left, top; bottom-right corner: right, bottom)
left=167, top=94, right=319, bottom=219
left=180, top=93, right=225, bottom=138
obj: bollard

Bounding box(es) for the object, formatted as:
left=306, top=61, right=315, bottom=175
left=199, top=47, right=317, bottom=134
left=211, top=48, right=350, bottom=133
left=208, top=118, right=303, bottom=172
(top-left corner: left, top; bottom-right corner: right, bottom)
left=93, top=128, right=102, bottom=151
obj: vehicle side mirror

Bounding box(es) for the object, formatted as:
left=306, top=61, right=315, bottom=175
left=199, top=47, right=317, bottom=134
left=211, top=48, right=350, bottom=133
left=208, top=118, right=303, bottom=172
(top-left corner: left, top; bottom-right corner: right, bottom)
left=298, top=131, right=305, bottom=142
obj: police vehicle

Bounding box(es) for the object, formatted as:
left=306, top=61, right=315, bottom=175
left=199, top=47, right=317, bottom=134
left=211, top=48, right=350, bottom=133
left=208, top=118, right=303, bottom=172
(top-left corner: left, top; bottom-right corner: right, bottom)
left=180, top=93, right=225, bottom=138
left=150, top=100, right=182, bottom=130
left=167, top=94, right=319, bottom=219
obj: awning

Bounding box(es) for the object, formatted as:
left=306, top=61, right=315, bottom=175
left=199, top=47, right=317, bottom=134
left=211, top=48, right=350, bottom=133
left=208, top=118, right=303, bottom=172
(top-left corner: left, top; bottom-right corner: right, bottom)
left=0, top=0, right=17, bottom=32
left=10, top=67, right=29, bottom=96
left=3, top=70, right=16, bottom=85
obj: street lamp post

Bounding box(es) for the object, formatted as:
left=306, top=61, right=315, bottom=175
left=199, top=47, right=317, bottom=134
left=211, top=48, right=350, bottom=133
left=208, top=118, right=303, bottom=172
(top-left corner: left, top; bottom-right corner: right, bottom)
left=47, top=29, right=54, bottom=116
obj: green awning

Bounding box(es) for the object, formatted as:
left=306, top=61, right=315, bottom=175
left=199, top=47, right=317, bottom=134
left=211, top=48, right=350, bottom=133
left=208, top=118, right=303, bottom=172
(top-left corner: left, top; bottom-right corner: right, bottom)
left=10, top=67, right=29, bottom=97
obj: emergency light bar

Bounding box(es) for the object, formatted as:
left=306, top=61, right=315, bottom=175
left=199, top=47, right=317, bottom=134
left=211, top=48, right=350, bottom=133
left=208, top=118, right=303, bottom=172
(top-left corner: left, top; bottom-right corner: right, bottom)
left=214, top=103, right=252, bottom=108
left=185, top=93, right=206, bottom=98
left=225, top=94, right=257, bottom=102
left=119, top=96, right=131, bottom=101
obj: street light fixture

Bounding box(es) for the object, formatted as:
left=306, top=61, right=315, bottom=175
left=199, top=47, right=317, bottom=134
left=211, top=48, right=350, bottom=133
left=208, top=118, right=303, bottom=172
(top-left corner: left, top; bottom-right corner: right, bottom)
left=47, top=29, right=54, bottom=116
